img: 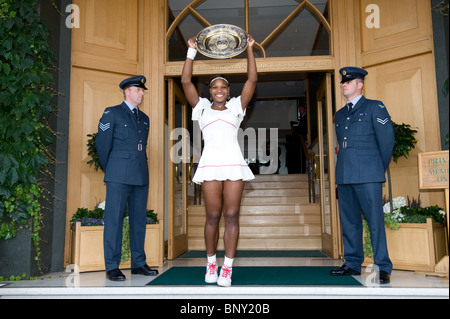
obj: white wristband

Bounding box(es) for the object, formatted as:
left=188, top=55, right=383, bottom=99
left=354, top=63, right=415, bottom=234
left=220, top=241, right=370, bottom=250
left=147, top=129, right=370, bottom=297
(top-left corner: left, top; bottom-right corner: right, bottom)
left=187, top=47, right=197, bottom=60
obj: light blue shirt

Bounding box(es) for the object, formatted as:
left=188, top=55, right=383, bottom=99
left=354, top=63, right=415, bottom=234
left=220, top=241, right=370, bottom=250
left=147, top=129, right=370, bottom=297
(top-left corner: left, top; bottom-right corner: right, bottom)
left=348, top=94, right=363, bottom=110
left=124, top=100, right=138, bottom=115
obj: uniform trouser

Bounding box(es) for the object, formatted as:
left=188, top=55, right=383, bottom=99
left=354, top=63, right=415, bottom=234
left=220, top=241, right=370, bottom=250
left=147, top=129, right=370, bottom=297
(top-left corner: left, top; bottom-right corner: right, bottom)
left=338, top=183, right=392, bottom=274
left=104, top=182, right=149, bottom=272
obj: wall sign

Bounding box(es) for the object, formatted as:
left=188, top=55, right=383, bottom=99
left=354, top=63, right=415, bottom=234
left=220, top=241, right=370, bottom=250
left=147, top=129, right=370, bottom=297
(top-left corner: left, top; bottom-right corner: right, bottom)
left=418, top=151, right=449, bottom=190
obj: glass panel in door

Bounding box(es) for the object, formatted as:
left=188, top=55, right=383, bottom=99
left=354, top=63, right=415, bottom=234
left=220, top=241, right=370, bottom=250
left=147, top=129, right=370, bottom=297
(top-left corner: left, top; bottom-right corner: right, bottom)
left=316, top=73, right=338, bottom=258
left=168, top=79, right=189, bottom=259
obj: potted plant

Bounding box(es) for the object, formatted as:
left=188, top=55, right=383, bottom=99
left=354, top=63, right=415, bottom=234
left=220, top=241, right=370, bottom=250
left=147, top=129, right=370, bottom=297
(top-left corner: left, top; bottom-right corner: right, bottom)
left=363, top=196, right=448, bottom=272
left=386, top=122, right=418, bottom=213
left=70, top=202, right=163, bottom=272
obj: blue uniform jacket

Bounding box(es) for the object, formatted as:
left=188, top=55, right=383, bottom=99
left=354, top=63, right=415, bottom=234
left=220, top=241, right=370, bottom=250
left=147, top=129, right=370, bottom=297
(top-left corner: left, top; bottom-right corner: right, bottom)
left=335, top=96, right=395, bottom=185
left=96, top=102, right=150, bottom=186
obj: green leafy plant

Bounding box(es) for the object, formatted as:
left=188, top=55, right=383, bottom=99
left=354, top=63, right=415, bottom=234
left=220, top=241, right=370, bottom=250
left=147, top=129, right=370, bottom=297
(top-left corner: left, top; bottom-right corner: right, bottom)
left=87, top=133, right=103, bottom=172
left=386, top=122, right=418, bottom=213
left=71, top=203, right=158, bottom=226
left=363, top=196, right=446, bottom=258
left=0, top=0, right=56, bottom=272
left=71, top=207, right=105, bottom=226
left=392, top=123, right=418, bottom=163
left=121, top=217, right=131, bottom=263
left=0, top=273, right=27, bottom=282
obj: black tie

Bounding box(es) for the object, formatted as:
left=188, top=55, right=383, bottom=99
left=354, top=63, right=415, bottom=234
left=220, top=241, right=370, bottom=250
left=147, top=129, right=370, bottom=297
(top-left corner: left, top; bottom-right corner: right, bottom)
left=348, top=102, right=353, bottom=112
left=133, top=108, right=138, bottom=120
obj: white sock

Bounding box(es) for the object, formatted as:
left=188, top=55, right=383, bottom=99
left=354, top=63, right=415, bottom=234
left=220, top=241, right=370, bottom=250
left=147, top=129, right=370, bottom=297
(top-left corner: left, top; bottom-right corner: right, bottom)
left=223, top=256, right=234, bottom=268
left=207, top=254, right=216, bottom=264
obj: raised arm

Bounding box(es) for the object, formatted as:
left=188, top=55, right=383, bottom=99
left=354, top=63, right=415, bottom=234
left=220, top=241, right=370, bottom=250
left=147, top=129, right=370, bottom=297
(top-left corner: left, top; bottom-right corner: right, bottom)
left=240, top=35, right=257, bottom=111
left=181, top=37, right=200, bottom=108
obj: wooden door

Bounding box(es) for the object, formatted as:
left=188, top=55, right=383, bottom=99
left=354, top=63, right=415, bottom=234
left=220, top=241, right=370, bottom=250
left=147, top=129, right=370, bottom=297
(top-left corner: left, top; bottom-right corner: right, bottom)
left=359, top=0, right=443, bottom=207
left=331, top=0, right=443, bottom=207
left=167, top=79, right=189, bottom=259
left=64, top=0, right=145, bottom=266
left=316, top=73, right=339, bottom=258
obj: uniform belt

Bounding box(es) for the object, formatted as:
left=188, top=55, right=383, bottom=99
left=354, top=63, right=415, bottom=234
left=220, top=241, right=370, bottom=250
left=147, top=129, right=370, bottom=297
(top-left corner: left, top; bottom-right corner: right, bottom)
left=341, top=140, right=378, bottom=149
left=113, top=144, right=145, bottom=152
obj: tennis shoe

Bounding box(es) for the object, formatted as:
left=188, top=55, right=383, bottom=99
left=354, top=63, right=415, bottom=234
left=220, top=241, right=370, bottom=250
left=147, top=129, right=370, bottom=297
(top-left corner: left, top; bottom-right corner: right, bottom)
left=205, top=261, right=218, bottom=283
left=217, top=264, right=232, bottom=287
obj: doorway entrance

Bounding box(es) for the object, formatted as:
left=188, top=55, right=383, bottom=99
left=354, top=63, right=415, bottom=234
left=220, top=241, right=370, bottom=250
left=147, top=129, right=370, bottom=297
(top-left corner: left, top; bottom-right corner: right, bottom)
left=165, top=0, right=338, bottom=260
left=63, top=0, right=442, bottom=270
left=166, top=71, right=340, bottom=259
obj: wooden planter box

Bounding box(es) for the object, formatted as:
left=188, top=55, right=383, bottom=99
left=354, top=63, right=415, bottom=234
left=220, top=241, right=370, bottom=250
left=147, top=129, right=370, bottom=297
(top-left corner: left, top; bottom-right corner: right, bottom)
left=363, top=218, right=448, bottom=272
left=71, top=222, right=163, bottom=273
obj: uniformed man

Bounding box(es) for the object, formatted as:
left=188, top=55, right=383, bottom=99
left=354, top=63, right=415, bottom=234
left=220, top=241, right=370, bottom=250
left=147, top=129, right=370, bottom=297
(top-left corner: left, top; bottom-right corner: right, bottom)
left=96, top=75, right=158, bottom=281
left=330, top=67, right=395, bottom=284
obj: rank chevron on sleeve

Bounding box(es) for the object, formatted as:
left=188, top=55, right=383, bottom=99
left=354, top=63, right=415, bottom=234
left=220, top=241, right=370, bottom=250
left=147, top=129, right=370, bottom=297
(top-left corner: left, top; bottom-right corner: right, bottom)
left=376, top=118, right=389, bottom=125
left=99, top=122, right=111, bottom=131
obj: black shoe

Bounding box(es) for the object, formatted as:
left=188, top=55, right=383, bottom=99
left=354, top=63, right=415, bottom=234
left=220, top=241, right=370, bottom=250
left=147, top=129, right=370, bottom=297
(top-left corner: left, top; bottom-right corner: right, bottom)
left=378, top=271, right=391, bottom=284
left=131, top=264, right=159, bottom=276
left=330, top=265, right=361, bottom=276
left=106, top=268, right=126, bottom=281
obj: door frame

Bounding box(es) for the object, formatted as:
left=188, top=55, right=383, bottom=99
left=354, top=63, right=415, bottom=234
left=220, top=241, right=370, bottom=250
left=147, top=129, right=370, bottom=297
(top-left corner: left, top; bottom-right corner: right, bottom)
left=316, top=73, right=340, bottom=258
left=167, top=78, right=189, bottom=259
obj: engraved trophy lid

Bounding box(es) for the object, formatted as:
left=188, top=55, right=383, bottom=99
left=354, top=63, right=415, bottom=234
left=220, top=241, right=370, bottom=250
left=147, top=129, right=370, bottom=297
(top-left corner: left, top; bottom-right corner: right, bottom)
left=196, top=24, right=249, bottom=59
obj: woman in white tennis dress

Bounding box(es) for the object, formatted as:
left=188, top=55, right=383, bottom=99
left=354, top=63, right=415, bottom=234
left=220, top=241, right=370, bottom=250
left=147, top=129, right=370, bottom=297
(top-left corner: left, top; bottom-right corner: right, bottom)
left=182, top=35, right=257, bottom=287
left=192, top=95, right=254, bottom=184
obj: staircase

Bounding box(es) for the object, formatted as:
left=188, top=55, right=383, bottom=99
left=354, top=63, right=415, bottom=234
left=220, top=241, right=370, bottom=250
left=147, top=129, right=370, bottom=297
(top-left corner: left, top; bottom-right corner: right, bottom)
left=188, top=174, right=322, bottom=250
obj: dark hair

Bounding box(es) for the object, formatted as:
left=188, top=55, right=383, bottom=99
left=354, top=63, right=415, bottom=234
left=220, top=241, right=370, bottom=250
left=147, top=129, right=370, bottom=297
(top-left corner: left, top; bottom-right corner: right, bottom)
left=208, top=74, right=230, bottom=87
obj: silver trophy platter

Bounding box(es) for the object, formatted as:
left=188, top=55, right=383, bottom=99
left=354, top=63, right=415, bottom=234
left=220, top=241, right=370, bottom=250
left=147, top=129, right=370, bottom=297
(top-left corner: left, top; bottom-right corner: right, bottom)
left=196, top=24, right=248, bottom=59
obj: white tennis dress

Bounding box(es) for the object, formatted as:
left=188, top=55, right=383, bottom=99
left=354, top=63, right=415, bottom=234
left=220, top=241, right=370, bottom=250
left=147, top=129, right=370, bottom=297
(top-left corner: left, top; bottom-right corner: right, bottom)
left=192, top=96, right=255, bottom=184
